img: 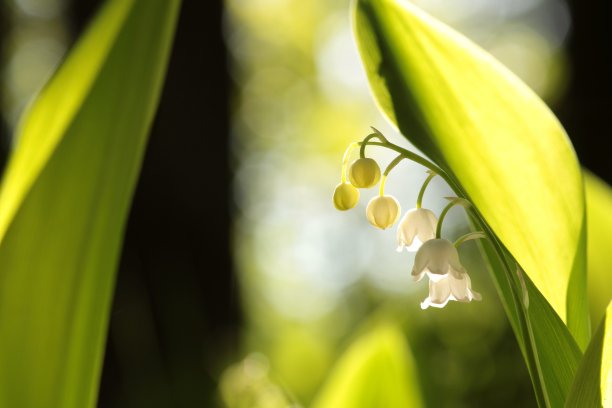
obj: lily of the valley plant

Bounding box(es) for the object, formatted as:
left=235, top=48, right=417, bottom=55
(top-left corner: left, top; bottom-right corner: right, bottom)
left=331, top=0, right=612, bottom=407
left=333, top=128, right=485, bottom=309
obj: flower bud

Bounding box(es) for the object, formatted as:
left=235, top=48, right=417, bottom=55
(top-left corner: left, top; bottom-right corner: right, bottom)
left=366, top=195, right=400, bottom=229
left=349, top=158, right=381, bottom=188
left=333, top=182, right=360, bottom=211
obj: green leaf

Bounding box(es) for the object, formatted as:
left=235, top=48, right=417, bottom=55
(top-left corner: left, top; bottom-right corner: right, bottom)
left=0, top=0, right=180, bottom=406
left=353, top=0, right=588, bottom=405
left=585, top=172, right=612, bottom=327
left=476, top=232, right=581, bottom=407
left=311, top=324, right=424, bottom=408
left=566, top=301, right=612, bottom=407
left=352, top=0, right=587, bottom=341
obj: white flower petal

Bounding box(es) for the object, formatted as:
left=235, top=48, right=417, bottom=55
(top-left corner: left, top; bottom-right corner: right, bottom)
left=449, top=272, right=482, bottom=302
left=426, top=269, right=448, bottom=282
left=428, top=277, right=451, bottom=303
left=449, top=273, right=470, bottom=301
left=411, top=243, right=430, bottom=279
left=414, top=208, right=438, bottom=243
left=403, top=237, right=424, bottom=252
left=396, top=208, right=437, bottom=252
left=449, top=250, right=466, bottom=276
left=413, top=238, right=481, bottom=308
left=421, top=297, right=452, bottom=309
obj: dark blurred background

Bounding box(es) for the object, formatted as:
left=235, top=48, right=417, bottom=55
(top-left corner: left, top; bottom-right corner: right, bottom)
left=0, top=0, right=610, bottom=407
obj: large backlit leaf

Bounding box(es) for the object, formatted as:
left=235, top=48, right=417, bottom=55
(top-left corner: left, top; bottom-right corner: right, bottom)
left=311, top=324, right=423, bottom=408
left=353, top=0, right=588, bottom=405
left=585, top=172, right=612, bottom=326
left=565, top=302, right=612, bottom=407
left=0, top=0, right=180, bottom=406
left=352, top=0, right=587, bottom=341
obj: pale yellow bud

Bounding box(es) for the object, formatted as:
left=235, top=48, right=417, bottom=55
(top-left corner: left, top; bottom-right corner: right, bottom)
left=349, top=158, right=381, bottom=188
left=366, top=195, right=401, bottom=229
left=333, top=182, right=360, bottom=211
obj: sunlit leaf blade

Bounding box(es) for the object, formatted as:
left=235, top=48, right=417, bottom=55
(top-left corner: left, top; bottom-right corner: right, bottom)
left=352, top=0, right=588, bottom=345
left=566, top=302, right=612, bottom=407
left=311, top=324, right=424, bottom=408
left=585, top=172, right=612, bottom=326
left=0, top=0, right=180, bottom=406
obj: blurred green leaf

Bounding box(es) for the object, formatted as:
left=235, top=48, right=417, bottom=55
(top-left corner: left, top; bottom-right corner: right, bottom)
left=311, top=324, right=423, bottom=408
left=585, top=172, right=612, bottom=326
left=353, top=0, right=588, bottom=405
left=565, top=301, right=612, bottom=407
left=0, top=0, right=180, bottom=406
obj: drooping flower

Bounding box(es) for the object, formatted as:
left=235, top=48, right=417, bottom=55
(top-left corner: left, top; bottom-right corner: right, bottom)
left=411, top=239, right=464, bottom=281
left=333, top=182, right=360, bottom=211
left=349, top=158, right=381, bottom=188
left=420, top=272, right=482, bottom=309
left=366, top=195, right=400, bottom=229
left=396, top=208, right=437, bottom=252
left=411, top=238, right=481, bottom=308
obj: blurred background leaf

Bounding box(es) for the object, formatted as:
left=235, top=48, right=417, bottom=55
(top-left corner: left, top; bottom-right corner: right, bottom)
left=312, top=323, right=423, bottom=408
left=0, top=0, right=180, bottom=406
left=585, top=172, right=612, bottom=327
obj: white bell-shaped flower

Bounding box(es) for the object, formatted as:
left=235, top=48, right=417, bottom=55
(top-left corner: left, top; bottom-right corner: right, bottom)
left=411, top=238, right=465, bottom=282
left=396, top=208, right=437, bottom=252
left=420, top=272, right=481, bottom=309
left=411, top=238, right=481, bottom=308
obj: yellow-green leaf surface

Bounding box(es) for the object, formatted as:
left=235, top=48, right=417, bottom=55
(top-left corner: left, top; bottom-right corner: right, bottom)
left=353, top=0, right=587, bottom=342
left=585, top=172, right=612, bottom=326
left=0, top=0, right=180, bottom=406
left=311, top=324, right=423, bottom=408
left=566, top=301, right=612, bottom=407
left=353, top=0, right=589, bottom=405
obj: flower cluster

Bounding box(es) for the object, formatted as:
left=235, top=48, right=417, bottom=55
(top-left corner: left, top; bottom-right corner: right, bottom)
left=333, top=130, right=483, bottom=309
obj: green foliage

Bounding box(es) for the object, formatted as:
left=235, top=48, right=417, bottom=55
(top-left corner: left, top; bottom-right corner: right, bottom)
left=566, top=302, right=612, bottom=407
left=311, top=324, right=423, bottom=408
left=352, top=0, right=592, bottom=405
left=0, top=0, right=180, bottom=406
left=585, top=172, right=612, bottom=326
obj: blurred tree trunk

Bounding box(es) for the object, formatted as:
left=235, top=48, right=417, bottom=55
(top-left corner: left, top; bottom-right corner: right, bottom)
left=560, top=0, right=612, bottom=184
left=67, top=1, right=239, bottom=407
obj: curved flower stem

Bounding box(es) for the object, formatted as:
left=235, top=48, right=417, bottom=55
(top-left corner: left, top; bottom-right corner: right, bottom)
left=435, top=197, right=471, bottom=239
left=453, top=231, right=487, bottom=247
left=369, top=126, right=390, bottom=143
left=361, top=127, right=549, bottom=406
left=356, top=131, right=550, bottom=405
left=416, top=172, right=436, bottom=208
left=359, top=133, right=386, bottom=158
left=379, top=154, right=404, bottom=196
left=340, top=142, right=360, bottom=183
left=360, top=141, right=443, bottom=175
